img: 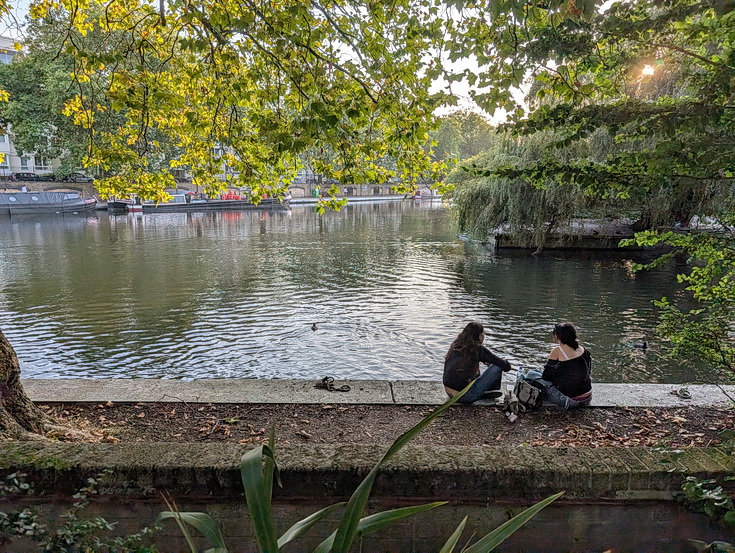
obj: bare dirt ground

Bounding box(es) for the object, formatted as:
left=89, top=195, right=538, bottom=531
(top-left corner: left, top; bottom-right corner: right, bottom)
left=39, top=402, right=735, bottom=448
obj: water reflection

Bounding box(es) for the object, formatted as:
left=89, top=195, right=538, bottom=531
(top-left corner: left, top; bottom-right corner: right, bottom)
left=0, top=202, right=717, bottom=382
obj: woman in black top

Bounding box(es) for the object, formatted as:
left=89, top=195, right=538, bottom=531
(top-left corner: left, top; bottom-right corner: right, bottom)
left=525, top=322, right=592, bottom=409
left=443, top=321, right=512, bottom=404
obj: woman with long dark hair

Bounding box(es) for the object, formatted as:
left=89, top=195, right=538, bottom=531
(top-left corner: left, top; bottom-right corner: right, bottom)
left=524, top=322, right=592, bottom=409
left=443, top=321, right=512, bottom=404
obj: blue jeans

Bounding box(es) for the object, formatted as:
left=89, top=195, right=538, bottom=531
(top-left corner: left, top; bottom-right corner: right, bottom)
left=457, top=364, right=504, bottom=404
left=523, top=370, right=590, bottom=410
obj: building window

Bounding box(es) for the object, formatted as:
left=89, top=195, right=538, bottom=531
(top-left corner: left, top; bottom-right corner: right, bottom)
left=20, top=156, right=29, bottom=170
left=0, top=50, right=14, bottom=65
left=35, top=157, right=51, bottom=171
left=0, top=134, right=6, bottom=143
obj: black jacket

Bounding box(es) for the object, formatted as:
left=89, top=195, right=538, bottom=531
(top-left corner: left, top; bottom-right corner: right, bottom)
left=443, top=345, right=511, bottom=390
left=542, top=349, right=592, bottom=398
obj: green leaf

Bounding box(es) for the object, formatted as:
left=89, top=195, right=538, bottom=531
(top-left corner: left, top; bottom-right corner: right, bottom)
left=265, top=427, right=277, bottom=504
left=463, top=492, right=564, bottom=553
left=240, top=446, right=279, bottom=553
left=277, top=502, right=346, bottom=549
left=313, top=502, right=447, bottom=553
left=330, top=384, right=471, bottom=553
left=159, top=511, right=227, bottom=552
left=355, top=502, right=447, bottom=536
left=439, top=516, right=468, bottom=553
left=723, top=510, right=735, bottom=529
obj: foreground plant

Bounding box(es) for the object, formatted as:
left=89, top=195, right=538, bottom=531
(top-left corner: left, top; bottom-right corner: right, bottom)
left=161, top=387, right=563, bottom=552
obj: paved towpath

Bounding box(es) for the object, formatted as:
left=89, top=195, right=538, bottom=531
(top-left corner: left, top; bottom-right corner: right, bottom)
left=21, top=378, right=735, bottom=408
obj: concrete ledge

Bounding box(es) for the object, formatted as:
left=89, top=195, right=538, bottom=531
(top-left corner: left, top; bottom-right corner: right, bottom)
left=21, top=378, right=735, bottom=408
left=0, top=442, right=732, bottom=501
left=21, top=378, right=394, bottom=404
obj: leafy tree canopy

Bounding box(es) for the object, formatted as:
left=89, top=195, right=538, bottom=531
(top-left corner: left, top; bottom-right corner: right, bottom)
left=0, top=14, right=132, bottom=177
left=445, top=0, right=735, bottom=212
left=0, top=0, right=731, bottom=209
left=448, top=129, right=629, bottom=250
left=431, top=110, right=496, bottom=163
left=2, top=0, right=456, bottom=208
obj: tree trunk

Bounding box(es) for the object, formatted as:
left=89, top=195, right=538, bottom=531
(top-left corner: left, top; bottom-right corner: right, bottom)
left=0, top=329, right=50, bottom=440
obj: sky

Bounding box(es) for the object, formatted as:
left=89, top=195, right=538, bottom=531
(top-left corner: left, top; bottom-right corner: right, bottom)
left=1, top=0, right=28, bottom=39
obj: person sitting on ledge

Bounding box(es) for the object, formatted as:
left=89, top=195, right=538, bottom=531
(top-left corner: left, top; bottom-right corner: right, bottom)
left=443, top=321, right=512, bottom=404
left=523, top=322, right=592, bottom=410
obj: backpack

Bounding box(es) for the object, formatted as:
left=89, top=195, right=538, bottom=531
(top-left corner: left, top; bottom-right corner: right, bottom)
left=513, top=378, right=546, bottom=410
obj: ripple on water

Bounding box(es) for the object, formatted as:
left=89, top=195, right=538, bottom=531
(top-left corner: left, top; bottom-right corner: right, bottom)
left=0, top=204, right=722, bottom=383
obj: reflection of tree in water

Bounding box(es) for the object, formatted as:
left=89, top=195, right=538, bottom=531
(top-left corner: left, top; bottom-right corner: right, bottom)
left=1, top=213, right=263, bottom=350
left=1, top=203, right=715, bottom=382
left=274, top=202, right=456, bottom=291
left=445, top=248, right=713, bottom=383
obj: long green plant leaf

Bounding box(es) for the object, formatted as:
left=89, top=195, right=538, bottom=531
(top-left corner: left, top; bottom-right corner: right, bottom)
left=277, top=502, right=346, bottom=549
left=463, top=492, right=564, bottom=553
left=240, top=445, right=279, bottom=553
left=265, top=426, right=279, bottom=504
left=159, top=511, right=227, bottom=553
left=356, top=502, right=447, bottom=536
left=313, top=502, right=447, bottom=553
left=330, top=384, right=470, bottom=553
left=439, top=515, right=468, bottom=553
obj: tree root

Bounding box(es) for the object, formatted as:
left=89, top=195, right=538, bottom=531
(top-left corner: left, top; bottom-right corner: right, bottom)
left=45, top=423, right=98, bottom=441
left=0, top=408, right=48, bottom=441
left=1, top=408, right=99, bottom=442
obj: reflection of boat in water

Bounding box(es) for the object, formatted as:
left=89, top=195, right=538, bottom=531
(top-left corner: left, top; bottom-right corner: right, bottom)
left=0, top=191, right=97, bottom=216
left=109, top=194, right=290, bottom=212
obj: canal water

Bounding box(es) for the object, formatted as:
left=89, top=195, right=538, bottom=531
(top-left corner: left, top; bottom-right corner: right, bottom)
left=0, top=200, right=717, bottom=383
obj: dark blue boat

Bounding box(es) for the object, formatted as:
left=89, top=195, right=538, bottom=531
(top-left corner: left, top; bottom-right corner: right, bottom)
left=0, top=191, right=97, bottom=216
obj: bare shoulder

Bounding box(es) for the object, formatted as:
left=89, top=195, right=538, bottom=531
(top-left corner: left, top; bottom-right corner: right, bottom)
left=549, top=346, right=562, bottom=360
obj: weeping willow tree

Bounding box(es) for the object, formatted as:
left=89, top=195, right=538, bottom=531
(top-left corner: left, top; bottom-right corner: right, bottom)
left=449, top=69, right=732, bottom=250
left=449, top=130, right=625, bottom=251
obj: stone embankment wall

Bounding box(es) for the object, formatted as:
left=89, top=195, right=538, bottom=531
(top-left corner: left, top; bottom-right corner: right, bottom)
left=1, top=442, right=732, bottom=552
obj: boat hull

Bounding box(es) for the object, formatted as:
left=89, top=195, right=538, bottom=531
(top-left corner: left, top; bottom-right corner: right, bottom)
left=108, top=199, right=134, bottom=210
left=138, top=198, right=290, bottom=212
left=0, top=192, right=97, bottom=216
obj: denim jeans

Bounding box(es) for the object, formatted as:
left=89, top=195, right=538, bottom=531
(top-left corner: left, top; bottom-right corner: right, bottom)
left=523, top=369, right=590, bottom=410
left=457, top=364, right=504, bottom=404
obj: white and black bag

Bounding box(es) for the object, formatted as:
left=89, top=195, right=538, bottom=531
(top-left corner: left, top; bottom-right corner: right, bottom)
left=513, top=378, right=546, bottom=410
